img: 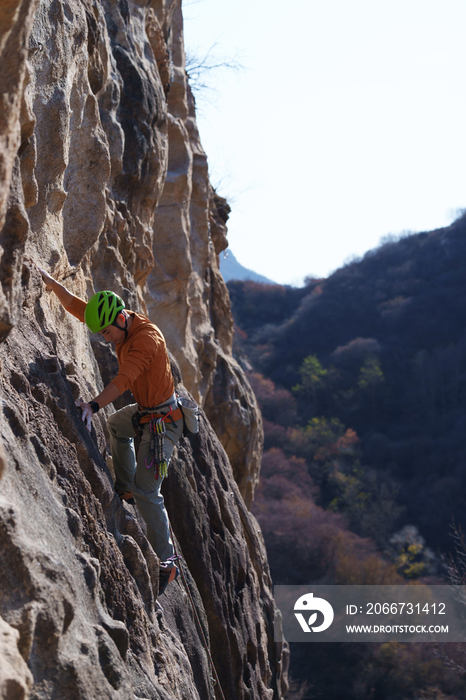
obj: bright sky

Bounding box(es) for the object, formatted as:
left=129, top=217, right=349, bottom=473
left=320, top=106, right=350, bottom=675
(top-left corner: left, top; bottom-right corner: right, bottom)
left=183, top=0, right=466, bottom=285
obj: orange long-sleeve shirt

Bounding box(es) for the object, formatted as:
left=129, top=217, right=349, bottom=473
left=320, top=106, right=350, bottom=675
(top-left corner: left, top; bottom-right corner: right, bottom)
left=66, top=295, right=174, bottom=409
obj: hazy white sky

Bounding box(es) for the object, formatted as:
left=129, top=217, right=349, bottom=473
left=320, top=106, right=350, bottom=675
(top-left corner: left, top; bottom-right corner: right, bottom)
left=183, top=0, right=466, bottom=285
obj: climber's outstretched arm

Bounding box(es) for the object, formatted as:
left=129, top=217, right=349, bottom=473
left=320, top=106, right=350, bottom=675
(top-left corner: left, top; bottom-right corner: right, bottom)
left=37, top=264, right=122, bottom=431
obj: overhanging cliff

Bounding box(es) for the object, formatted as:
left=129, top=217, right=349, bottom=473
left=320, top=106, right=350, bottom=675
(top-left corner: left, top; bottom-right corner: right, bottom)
left=0, top=0, right=287, bottom=698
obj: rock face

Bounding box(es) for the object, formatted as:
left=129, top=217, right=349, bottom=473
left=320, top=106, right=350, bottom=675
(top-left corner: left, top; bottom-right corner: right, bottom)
left=0, top=1, right=286, bottom=699
left=145, top=8, right=263, bottom=506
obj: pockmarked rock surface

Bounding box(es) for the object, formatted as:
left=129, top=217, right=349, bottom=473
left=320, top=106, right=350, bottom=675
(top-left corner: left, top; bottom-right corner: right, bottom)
left=0, top=0, right=287, bottom=699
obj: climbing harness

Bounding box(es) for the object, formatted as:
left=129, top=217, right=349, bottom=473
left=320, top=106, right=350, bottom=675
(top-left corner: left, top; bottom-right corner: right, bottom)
left=131, top=396, right=182, bottom=479
left=168, top=523, right=226, bottom=700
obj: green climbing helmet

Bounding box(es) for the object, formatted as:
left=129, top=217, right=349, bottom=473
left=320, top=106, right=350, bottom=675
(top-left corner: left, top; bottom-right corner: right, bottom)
left=84, top=290, right=125, bottom=333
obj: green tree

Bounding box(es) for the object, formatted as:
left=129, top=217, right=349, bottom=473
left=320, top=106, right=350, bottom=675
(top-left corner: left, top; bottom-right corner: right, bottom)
left=357, top=355, right=385, bottom=413
left=388, top=525, right=436, bottom=578
left=293, top=354, right=328, bottom=413
left=358, top=355, right=384, bottom=390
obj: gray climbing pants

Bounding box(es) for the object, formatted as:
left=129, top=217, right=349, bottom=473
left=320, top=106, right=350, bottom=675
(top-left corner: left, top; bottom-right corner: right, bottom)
left=108, top=402, right=183, bottom=561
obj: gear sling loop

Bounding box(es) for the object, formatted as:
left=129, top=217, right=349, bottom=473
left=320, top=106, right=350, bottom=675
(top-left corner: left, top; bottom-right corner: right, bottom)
left=131, top=397, right=181, bottom=479
left=145, top=407, right=174, bottom=479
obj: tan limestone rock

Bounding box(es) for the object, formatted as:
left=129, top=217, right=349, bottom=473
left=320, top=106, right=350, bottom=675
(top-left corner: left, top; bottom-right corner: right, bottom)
left=0, top=0, right=40, bottom=233
left=0, top=614, right=33, bottom=700
left=0, top=0, right=286, bottom=696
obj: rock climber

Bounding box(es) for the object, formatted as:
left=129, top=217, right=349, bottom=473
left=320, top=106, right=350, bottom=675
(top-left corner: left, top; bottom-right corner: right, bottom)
left=37, top=266, right=182, bottom=590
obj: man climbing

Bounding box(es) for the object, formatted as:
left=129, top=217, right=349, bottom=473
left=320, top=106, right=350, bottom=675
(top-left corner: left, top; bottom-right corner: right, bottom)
left=38, top=266, right=182, bottom=590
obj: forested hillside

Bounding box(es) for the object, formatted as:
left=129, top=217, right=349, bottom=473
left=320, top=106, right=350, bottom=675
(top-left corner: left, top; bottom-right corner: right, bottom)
left=230, top=216, right=466, bottom=554
left=228, top=217, right=466, bottom=699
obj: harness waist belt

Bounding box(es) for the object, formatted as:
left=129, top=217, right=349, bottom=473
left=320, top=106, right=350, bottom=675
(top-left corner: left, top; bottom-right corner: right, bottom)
left=138, top=392, right=177, bottom=413
left=141, top=407, right=183, bottom=423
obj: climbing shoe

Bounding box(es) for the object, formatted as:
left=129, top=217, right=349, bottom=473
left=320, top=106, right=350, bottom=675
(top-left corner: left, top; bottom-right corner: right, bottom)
left=116, top=490, right=135, bottom=506
left=158, top=557, right=180, bottom=595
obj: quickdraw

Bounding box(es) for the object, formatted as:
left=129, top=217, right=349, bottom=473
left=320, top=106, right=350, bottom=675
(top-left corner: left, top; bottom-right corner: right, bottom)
left=143, top=405, right=175, bottom=480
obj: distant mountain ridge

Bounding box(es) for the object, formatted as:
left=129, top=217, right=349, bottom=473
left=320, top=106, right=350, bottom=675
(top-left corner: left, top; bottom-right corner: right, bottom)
left=220, top=249, right=277, bottom=284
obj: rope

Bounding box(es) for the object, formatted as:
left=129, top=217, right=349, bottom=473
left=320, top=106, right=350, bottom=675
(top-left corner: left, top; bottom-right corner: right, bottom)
left=168, top=522, right=227, bottom=700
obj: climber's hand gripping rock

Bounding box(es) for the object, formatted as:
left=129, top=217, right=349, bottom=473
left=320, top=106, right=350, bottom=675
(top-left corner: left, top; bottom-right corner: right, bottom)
left=75, top=400, right=92, bottom=432
left=37, top=265, right=55, bottom=290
